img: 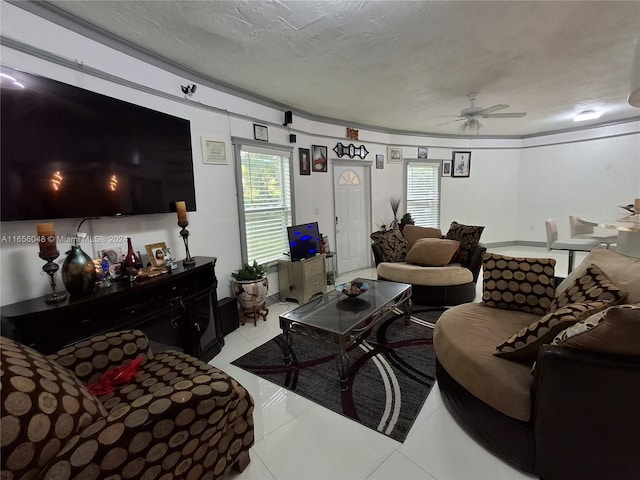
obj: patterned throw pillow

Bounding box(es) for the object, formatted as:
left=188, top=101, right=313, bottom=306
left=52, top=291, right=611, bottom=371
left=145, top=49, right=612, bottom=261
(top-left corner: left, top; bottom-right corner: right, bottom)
left=494, top=301, right=612, bottom=361
left=370, top=229, right=408, bottom=263
left=547, top=264, right=628, bottom=313
left=444, top=221, right=484, bottom=265
left=551, top=304, right=640, bottom=355
left=0, top=336, right=108, bottom=479
left=482, top=253, right=556, bottom=315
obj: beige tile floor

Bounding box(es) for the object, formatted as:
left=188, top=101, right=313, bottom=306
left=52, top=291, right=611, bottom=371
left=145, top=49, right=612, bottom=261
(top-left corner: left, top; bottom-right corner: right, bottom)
left=212, top=246, right=585, bottom=480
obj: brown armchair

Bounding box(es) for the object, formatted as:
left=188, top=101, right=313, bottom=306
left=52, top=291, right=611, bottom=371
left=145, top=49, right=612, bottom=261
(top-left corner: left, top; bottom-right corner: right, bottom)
left=1, top=329, right=254, bottom=480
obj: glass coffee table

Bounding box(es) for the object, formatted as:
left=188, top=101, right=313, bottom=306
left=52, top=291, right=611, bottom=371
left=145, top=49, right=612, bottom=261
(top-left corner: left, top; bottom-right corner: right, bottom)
left=278, top=278, right=412, bottom=390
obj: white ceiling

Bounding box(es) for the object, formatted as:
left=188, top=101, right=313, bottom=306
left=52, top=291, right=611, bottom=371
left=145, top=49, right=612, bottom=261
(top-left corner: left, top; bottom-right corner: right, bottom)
left=29, top=1, right=640, bottom=136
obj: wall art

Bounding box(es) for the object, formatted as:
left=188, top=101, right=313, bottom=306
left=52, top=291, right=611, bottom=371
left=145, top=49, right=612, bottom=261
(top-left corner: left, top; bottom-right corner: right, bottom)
left=312, top=145, right=328, bottom=172
left=387, top=147, right=403, bottom=163
left=299, top=148, right=311, bottom=175
left=452, top=151, right=471, bottom=177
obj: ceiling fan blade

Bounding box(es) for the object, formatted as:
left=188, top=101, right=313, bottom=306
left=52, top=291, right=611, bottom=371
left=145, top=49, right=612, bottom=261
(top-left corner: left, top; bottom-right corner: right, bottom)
left=437, top=118, right=466, bottom=126
left=475, top=104, right=509, bottom=115
left=483, top=112, right=527, bottom=118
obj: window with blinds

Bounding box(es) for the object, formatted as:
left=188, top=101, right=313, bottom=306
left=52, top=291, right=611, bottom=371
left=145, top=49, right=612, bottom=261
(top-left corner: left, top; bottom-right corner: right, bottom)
left=405, top=161, right=441, bottom=227
left=237, top=144, right=293, bottom=265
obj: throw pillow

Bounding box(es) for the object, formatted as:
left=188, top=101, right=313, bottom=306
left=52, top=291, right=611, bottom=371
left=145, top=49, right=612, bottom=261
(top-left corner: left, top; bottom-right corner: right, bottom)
left=444, top=221, right=484, bottom=265
left=547, top=264, right=628, bottom=313
left=370, top=229, right=408, bottom=263
left=402, top=225, right=442, bottom=248
left=493, top=300, right=611, bottom=361
left=405, top=238, right=460, bottom=267
left=482, top=253, right=556, bottom=315
left=550, top=304, right=640, bottom=355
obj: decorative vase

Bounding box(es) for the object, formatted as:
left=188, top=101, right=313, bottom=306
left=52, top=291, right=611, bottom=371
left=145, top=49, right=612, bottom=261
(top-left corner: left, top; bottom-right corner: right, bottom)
left=62, top=245, right=97, bottom=297
left=232, top=277, right=269, bottom=326
left=123, top=237, right=143, bottom=271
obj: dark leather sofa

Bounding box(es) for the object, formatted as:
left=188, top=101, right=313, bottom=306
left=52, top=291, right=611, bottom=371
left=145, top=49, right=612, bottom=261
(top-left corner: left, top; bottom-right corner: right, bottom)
left=434, top=248, right=640, bottom=480
left=437, top=346, right=640, bottom=480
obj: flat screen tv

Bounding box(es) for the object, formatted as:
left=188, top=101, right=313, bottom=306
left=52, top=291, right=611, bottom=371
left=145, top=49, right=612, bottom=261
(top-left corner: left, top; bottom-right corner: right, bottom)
left=0, top=65, right=196, bottom=221
left=287, top=222, right=321, bottom=261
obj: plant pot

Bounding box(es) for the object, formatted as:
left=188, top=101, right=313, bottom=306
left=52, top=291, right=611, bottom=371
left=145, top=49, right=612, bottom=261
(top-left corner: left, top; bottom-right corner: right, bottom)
left=232, top=277, right=269, bottom=326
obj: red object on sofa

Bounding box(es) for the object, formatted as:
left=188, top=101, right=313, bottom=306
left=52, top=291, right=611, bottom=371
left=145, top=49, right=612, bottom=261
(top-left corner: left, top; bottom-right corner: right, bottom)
left=88, top=355, right=143, bottom=395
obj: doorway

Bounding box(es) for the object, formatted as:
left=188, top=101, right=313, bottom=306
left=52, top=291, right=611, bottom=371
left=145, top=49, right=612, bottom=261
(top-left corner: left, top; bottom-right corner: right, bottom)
left=332, top=162, right=372, bottom=275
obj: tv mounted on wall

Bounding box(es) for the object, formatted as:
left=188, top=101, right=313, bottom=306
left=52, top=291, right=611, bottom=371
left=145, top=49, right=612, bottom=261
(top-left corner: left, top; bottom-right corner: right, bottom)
left=287, top=222, right=321, bottom=261
left=0, top=65, right=197, bottom=221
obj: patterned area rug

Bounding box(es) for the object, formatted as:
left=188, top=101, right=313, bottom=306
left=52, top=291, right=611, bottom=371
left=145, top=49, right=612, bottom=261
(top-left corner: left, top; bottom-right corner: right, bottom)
left=231, top=308, right=443, bottom=442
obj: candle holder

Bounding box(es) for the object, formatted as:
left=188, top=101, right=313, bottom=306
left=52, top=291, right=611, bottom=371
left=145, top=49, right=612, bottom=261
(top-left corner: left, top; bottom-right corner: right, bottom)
left=178, top=221, right=196, bottom=267
left=39, top=252, right=67, bottom=304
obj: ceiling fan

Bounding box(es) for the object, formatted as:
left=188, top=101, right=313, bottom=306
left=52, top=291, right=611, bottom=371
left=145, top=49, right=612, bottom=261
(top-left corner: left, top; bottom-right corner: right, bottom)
left=442, top=93, right=527, bottom=131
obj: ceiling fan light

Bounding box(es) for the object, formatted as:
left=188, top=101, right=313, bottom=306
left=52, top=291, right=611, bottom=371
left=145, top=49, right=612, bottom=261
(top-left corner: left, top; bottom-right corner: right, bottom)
left=574, top=110, right=602, bottom=122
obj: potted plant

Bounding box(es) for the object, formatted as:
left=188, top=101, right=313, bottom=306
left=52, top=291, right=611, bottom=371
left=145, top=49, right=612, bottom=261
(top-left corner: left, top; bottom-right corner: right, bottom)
left=231, top=260, right=269, bottom=326
left=399, top=212, right=415, bottom=232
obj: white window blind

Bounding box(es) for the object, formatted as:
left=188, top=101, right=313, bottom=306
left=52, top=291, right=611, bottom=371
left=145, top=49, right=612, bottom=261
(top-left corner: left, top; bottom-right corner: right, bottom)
left=406, top=161, right=440, bottom=227
left=238, top=144, right=292, bottom=265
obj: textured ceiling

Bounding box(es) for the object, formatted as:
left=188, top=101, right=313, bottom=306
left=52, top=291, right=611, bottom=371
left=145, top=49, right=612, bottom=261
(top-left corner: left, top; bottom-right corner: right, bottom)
left=32, top=1, right=640, bottom=136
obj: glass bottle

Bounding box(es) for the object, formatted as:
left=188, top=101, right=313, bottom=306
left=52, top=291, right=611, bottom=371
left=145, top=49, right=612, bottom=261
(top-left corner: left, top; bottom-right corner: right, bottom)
left=123, top=237, right=142, bottom=270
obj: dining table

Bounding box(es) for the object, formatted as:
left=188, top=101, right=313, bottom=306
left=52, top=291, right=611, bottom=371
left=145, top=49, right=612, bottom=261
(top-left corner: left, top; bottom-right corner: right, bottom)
left=577, top=214, right=640, bottom=259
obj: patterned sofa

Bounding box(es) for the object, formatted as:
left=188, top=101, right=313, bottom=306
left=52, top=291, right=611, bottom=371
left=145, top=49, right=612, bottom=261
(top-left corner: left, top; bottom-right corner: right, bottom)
left=434, top=248, right=640, bottom=480
left=1, top=329, right=254, bottom=480
left=371, top=222, right=486, bottom=306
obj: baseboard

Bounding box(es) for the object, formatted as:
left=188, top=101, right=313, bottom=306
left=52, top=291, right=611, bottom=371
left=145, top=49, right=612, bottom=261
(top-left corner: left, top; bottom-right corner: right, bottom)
left=481, top=240, right=547, bottom=249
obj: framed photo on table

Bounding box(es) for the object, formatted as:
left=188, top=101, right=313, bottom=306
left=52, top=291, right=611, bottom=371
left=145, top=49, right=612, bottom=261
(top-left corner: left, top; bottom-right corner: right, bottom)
left=145, top=242, right=168, bottom=267
left=452, top=151, right=471, bottom=177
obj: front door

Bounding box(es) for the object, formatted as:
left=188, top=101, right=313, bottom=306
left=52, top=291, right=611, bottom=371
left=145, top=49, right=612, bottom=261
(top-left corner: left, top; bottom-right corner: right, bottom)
left=333, top=163, right=371, bottom=275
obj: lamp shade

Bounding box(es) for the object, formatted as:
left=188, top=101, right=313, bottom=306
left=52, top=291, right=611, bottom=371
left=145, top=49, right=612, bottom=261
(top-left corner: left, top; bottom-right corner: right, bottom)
left=629, top=38, right=640, bottom=108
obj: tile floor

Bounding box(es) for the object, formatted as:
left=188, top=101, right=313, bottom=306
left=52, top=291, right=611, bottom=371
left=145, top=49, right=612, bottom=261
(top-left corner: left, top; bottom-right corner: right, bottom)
left=212, top=246, right=587, bottom=480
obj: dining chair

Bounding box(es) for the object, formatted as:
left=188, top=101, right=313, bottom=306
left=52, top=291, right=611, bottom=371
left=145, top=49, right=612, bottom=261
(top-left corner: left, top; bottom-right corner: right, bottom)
left=569, top=215, right=618, bottom=248
left=545, top=218, right=600, bottom=273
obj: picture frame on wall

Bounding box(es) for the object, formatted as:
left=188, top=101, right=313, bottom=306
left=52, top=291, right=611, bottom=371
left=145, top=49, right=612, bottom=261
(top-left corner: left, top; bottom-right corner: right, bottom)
left=253, top=124, right=268, bottom=142
left=417, top=147, right=428, bottom=159
left=441, top=159, right=452, bottom=177
left=387, top=146, right=403, bottom=163
left=452, top=151, right=471, bottom=177
left=312, top=145, right=328, bottom=172
left=299, top=148, right=311, bottom=175
left=200, top=137, right=227, bottom=164
left=376, top=154, right=384, bottom=169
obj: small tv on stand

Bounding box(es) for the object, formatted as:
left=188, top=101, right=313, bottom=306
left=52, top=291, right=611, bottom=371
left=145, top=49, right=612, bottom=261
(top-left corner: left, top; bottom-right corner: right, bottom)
left=287, top=222, right=321, bottom=261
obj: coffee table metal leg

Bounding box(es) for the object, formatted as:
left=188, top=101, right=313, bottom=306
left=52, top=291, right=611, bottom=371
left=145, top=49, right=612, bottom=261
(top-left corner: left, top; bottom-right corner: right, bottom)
left=278, top=325, right=293, bottom=366
left=403, top=297, right=413, bottom=325
left=336, top=351, right=350, bottom=391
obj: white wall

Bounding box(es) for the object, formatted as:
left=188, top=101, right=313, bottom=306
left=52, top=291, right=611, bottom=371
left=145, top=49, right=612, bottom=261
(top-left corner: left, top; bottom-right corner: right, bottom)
left=1, top=2, right=638, bottom=306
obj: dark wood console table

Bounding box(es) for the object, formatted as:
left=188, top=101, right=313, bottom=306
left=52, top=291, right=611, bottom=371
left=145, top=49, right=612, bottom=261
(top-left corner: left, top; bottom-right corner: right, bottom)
left=1, top=256, right=224, bottom=362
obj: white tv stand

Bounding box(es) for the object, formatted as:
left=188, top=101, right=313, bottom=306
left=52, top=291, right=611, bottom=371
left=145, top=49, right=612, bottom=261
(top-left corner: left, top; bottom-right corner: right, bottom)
left=278, top=254, right=326, bottom=304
